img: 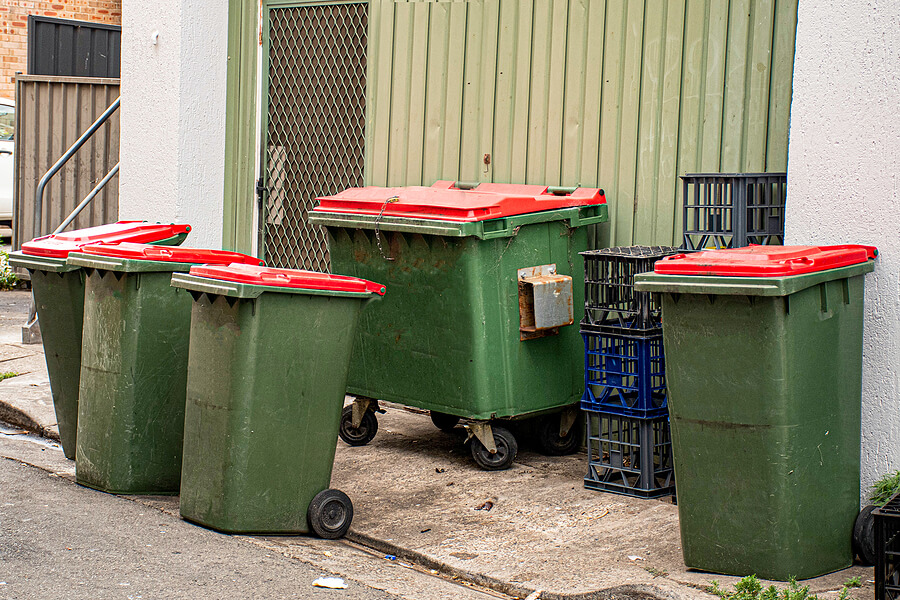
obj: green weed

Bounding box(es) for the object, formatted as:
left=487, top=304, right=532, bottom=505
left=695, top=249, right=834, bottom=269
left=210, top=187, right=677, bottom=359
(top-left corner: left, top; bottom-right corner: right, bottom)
left=842, top=577, right=861, bottom=589
left=0, top=372, right=19, bottom=382
left=869, top=470, right=900, bottom=506
left=707, top=575, right=861, bottom=600
left=0, top=250, right=19, bottom=290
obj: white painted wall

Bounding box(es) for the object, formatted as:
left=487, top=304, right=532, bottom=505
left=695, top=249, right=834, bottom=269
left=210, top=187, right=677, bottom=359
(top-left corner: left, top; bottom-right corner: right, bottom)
left=786, top=2, right=900, bottom=503
left=118, top=0, right=230, bottom=249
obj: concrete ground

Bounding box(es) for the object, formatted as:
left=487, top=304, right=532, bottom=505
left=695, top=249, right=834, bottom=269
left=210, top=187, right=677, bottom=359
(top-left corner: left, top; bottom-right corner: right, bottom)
left=0, top=289, right=877, bottom=600
left=0, top=454, right=403, bottom=600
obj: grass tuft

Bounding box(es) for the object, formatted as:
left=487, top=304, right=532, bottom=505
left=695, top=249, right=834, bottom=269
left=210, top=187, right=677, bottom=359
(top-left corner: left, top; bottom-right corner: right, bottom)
left=870, top=471, right=900, bottom=507
left=708, top=575, right=861, bottom=600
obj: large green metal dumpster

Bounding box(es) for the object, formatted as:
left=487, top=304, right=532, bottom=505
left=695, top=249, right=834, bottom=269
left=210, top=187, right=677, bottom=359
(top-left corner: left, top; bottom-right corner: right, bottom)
left=8, top=222, right=191, bottom=459
left=172, top=264, right=385, bottom=536
left=634, top=245, right=877, bottom=580
left=310, top=181, right=608, bottom=470
left=66, top=243, right=263, bottom=495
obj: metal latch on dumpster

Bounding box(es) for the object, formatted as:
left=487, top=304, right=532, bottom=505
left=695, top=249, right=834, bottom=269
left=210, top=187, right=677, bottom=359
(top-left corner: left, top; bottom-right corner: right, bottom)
left=517, top=264, right=574, bottom=341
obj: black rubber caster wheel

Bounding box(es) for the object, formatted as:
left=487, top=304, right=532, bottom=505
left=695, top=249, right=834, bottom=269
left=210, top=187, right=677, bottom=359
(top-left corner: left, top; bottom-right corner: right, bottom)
left=308, top=489, right=354, bottom=540
left=853, top=504, right=877, bottom=565
left=339, top=405, right=378, bottom=446
left=536, top=414, right=581, bottom=456
left=430, top=411, right=461, bottom=432
left=469, top=425, right=517, bottom=471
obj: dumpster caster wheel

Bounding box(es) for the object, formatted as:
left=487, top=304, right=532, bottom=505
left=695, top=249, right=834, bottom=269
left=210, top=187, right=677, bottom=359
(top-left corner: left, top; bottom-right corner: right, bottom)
left=537, top=416, right=581, bottom=456
left=339, top=405, right=378, bottom=446
left=430, top=411, right=460, bottom=432
left=308, top=489, right=353, bottom=540
left=469, top=425, right=517, bottom=471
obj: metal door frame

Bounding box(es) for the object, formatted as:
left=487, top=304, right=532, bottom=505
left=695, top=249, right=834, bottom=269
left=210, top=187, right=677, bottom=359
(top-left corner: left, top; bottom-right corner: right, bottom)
left=257, top=0, right=368, bottom=268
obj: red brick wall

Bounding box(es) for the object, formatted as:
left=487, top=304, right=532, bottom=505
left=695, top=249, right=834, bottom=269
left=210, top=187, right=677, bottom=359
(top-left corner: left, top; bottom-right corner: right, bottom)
left=0, top=0, right=122, bottom=100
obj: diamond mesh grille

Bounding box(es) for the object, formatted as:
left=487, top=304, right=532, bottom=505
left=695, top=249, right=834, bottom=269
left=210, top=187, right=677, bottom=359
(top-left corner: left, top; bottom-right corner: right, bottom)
left=263, top=3, right=368, bottom=271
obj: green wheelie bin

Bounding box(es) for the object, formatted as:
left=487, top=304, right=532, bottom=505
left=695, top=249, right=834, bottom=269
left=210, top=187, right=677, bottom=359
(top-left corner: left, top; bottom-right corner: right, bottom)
left=171, top=263, right=385, bottom=536
left=8, top=222, right=192, bottom=459
left=634, top=245, right=878, bottom=580
left=66, top=243, right=263, bottom=495
left=310, top=181, right=608, bottom=470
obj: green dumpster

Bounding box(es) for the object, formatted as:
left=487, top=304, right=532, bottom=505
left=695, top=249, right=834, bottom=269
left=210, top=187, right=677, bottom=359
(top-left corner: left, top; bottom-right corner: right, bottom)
left=634, top=245, right=877, bottom=580
left=8, top=222, right=191, bottom=459
left=66, top=243, right=263, bottom=495
left=310, top=181, right=608, bottom=470
left=171, top=263, right=385, bottom=536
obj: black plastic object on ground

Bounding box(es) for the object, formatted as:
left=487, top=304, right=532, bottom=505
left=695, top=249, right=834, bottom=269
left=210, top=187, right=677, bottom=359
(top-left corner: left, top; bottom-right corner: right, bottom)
left=681, top=172, right=786, bottom=251
left=875, top=493, right=900, bottom=600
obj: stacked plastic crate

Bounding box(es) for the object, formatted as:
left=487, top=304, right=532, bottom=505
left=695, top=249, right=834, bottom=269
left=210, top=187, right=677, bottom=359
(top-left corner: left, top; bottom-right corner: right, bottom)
left=876, top=493, right=900, bottom=600
left=681, top=173, right=787, bottom=250
left=579, top=246, right=678, bottom=498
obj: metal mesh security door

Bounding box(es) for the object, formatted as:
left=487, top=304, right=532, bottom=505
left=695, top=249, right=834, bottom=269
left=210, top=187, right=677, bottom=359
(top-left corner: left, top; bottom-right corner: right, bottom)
left=261, top=2, right=367, bottom=271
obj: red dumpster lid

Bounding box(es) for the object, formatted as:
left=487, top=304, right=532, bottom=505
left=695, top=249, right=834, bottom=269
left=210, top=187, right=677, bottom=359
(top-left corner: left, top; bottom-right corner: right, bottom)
left=78, top=242, right=264, bottom=266
left=21, top=221, right=192, bottom=258
left=188, top=263, right=386, bottom=295
left=654, top=245, right=878, bottom=277
left=313, top=181, right=606, bottom=222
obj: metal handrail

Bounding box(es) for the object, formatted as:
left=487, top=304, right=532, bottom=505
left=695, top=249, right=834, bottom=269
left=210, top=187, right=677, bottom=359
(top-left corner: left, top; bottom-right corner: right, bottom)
left=33, top=96, right=120, bottom=237
left=53, top=162, right=120, bottom=234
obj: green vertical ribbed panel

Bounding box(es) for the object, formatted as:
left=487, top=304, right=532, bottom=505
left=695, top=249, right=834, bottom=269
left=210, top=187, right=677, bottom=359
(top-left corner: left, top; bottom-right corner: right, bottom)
left=365, top=0, right=798, bottom=248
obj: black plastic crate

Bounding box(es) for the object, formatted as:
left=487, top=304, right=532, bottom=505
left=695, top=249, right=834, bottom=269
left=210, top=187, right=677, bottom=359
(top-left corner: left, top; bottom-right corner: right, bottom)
left=581, top=246, right=679, bottom=331
left=681, top=173, right=787, bottom=251
left=876, top=492, right=900, bottom=600
left=580, top=327, right=667, bottom=418
left=584, top=409, right=675, bottom=499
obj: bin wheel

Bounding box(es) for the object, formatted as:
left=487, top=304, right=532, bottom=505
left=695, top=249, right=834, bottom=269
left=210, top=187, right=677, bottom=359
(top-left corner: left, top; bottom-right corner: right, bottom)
left=536, top=415, right=581, bottom=456
left=339, top=405, right=378, bottom=446
left=430, top=411, right=460, bottom=432
left=853, top=504, right=877, bottom=565
left=469, top=425, right=517, bottom=471
left=308, top=489, right=354, bottom=539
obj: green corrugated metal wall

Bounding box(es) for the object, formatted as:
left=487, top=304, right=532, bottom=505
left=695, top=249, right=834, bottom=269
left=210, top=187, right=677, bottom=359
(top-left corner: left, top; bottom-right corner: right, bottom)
left=365, top=0, right=798, bottom=247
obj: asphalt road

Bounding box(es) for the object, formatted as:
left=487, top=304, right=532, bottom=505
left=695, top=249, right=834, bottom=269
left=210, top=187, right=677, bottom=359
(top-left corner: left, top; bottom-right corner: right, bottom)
left=0, top=456, right=402, bottom=600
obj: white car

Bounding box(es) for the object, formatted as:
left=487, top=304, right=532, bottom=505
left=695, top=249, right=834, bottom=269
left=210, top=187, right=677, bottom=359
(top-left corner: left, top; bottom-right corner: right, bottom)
left=0, top=98, right=13, bottom=225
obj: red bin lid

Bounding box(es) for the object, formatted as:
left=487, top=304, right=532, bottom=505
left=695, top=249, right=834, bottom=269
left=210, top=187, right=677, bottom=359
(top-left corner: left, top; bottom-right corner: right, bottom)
left=188, top=263, right=386, bottom=295
left=313, top=181, right=606, bottom=222
left=654, top=245, right=878, bottom=277
left=77, top=242, right=264, bottom=266
left=21, top=221, right=192, bottom=258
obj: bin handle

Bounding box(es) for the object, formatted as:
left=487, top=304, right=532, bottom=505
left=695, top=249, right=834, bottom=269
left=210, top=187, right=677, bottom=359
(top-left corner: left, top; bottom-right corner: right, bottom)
left=260, top=272, right=294, bottom=285
left=547, top=186, right=577, bottom=196
left=788, top=257, right=814, bottom=269
left=452, top=181, right=479, bottom=190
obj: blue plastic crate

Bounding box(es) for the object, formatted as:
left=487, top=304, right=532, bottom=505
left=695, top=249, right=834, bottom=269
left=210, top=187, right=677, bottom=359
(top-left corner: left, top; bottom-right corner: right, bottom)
left=580, top=328, right=668, bottom=418
left=583, top=409, right=675, bottom=498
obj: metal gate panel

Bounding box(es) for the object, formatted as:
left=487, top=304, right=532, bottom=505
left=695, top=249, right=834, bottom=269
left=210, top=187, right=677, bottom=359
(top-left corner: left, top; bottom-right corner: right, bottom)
left=261, top=2, right=367, bottom=271
left=27, top=16, right=122, bottom=78
left=13, top=75, right=120, bottom=250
